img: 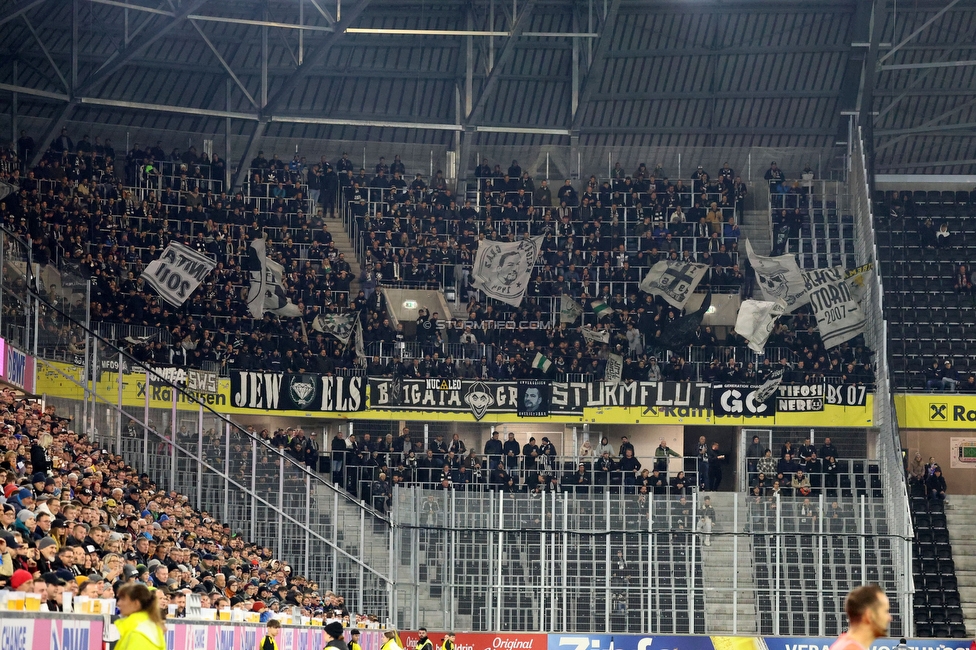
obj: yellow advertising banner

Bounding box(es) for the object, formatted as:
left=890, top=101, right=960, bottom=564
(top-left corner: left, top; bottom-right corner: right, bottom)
left=36, top=361, right=874, bottom=427
left=895, top=393, right=976, bottom=429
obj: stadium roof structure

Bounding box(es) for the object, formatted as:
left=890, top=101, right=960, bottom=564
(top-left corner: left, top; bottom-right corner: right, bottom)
left=0, top=0, right=974, bottom=176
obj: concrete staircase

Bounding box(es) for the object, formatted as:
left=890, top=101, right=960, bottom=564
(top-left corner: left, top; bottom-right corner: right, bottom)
left=328, top=219, right=363, bottom=296
left=701, top=493, right=758, bottom=634
left=945, top=495, right=976, bottom=635
left=740, top=209, right=773, bottom=256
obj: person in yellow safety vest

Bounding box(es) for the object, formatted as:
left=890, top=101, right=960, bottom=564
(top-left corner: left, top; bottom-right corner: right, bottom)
left=416, top=627, right=434, bottom=650
left=349, top=628, right=362, bottom=650
left=261, top=619, right=282, bottom=650
left=441, top=633, right=456, bottom=650
left=114, top=583, right=166, bottom=650
left=381, top=630, right=403, bottom=650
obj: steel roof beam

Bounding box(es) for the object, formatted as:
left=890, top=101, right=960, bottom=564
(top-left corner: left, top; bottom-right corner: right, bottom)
left=259, top=0, right=372, bottom=116
left=21, top=15, right=70, bottom=93
left=464, top=0, right=536, bottom=124
left=599, top=90, right=840, bottom=101
left=82, top=0, right=212, bottom=90
left=186, top=18, right=259, bottom=108
left=0, top=0, right=49, bottom=28
left=878, top=0, right=963, bottom=64
left=570, top=0, right=621, bottom=132
left=578, top=126, right=836, bottom=136
left=607, top=45, right=851, bottom=58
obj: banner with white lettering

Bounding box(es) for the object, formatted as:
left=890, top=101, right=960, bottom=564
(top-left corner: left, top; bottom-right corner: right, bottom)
left=745, top=239, right=809, bottom=312
left=605, top=354, right=624, bottom=386
left=825, top=383, right=869, bottom=407
left=802, top=266, right=866, bottom=349
left=775, top=383, right=825, bottom=412
left=712, top=384, right=777, bottom=417
left=470, top=236, right=544, bottom=307
left=186, top=369, right=218, bottom=394
left=230, top=371, right=365, bottom=412
left=639, top=261, right=709, bottom=309
left=143, top=242, right=216, bottom=307
left=368, top=379, right=711, bottom=419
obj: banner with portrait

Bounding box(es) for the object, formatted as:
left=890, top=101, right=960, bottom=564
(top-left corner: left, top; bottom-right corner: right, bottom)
left=517, top=380, right=551, bottom=417
left=471, top=236, right=544, bottom=307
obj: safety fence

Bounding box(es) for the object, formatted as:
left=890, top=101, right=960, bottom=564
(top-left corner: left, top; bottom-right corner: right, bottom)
left=15, top=250, right=396, bottom=622
left=390, top=488, right=913, bottom=636
left=0, top=615, right=961, bottom=650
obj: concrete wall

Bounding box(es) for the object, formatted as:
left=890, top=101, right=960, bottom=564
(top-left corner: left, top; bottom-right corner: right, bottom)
left=902, top=428, right=976, bottom=495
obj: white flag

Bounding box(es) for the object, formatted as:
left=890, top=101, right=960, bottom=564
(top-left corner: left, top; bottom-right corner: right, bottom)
left=605, top=353, right=624, bottom=385
left=581, top=327, right=611, bottom=344
left=754, top=368, right=785, bottom=404
left=639, top=260, right=709, bottom=309
left=734, top=299, right=787, bottom=353
left=246, top=239, right=301, bottom=318
left=845, top=263, right=874, bottom=304
left=354, top=316, right=367, bottom=367
left=312, top=313, right=357, bottom=344
left=745, top=239, right=810, bottom=312
left=560, top=295, right=584, bottom=324
left=802, top=266, right=866, bottom=349
left=142, top=242, right=215, bottom=307
left=470, top=236, right=544, bottom=307
left=532, top=352, right=552, bottom=372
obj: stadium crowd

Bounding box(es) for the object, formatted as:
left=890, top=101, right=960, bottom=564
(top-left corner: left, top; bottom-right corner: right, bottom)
left=0, top=389, right=366, bottom=622
left=331, top=429, right=718, bottom=511
left=331, top=427, right=861, bottom=512
left=0, top=130, right=877, bottom=387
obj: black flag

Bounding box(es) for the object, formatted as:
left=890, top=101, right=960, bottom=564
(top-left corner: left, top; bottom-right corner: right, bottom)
left=658, top=292, right=712, bottom=351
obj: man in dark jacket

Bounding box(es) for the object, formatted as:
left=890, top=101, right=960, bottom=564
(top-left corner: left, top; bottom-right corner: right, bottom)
left=926, top=469, right=947, bottom=502
left=484, top=430, right=503, bottom=469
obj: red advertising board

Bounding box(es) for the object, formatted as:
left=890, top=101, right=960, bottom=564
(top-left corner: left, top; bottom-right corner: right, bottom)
left=400, top=631, right=549, bottom=650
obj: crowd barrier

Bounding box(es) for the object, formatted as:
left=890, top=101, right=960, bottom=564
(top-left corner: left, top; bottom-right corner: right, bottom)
left=399, top=632, right=967, bottom=650
left=0, top=614, right=966, bottom=650
left=0, top=614, right=388, bottom=650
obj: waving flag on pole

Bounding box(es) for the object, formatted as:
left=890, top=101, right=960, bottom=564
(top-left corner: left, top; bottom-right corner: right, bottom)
left=470, top=236, right=544, bottom=307
left=734, top=299, right=787, bottom=353
left=639, top=260, right=709, bottom=309
left=591, top=299, right=614, bottom=319
left=246, top=238, right=301, bottom=318
left=745, top=239, right=809, bottom=312
left=532, top=352, right=552, bottom=372
left=560, top=295, right=584, bottom=324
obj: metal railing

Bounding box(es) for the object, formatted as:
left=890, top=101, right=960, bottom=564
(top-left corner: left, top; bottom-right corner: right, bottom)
left=390, top=487, right=910, bottom=635
left=2, top=231, right=395, bottom=622
left=851, top=125, right=915, bottom=635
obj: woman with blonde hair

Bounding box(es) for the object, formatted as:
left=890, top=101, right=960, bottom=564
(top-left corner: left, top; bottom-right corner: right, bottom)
left=114, top=583, right=166, bottom=650
left=381, top=631, right=403, bottom=650
left=578, top=440, right=593, bottom=462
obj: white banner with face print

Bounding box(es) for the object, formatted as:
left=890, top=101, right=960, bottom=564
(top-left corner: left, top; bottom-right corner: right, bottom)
left=471, top=236, right=544, bottom=307
left=745, top=239, right=810, bottom=312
